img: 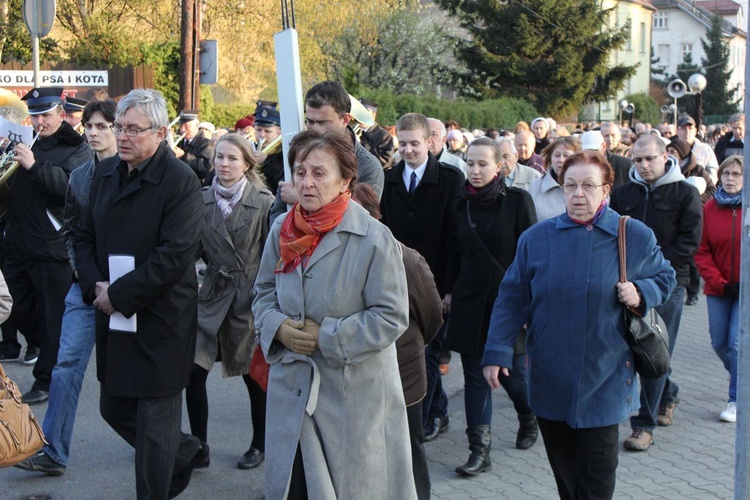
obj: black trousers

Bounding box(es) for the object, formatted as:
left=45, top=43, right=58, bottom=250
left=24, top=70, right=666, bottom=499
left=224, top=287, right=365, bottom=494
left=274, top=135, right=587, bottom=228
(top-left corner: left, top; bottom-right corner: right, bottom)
left=687, top=258, right=701, bottom=298
left=2, top=260, right=70, bottom=391
left=537, top=418, right=619, bottom=500
left=406, top=401, right=431, bottom=500
left=100, top=389, right=201, bottom=500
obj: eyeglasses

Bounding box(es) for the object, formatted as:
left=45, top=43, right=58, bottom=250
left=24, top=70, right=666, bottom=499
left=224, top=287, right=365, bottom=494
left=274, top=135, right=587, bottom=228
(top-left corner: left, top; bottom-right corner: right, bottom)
left=721, top=171, right=743, bottom=179
left=83, top=123, right=114, bottom=131
left=563, top=182, right=603, bottom=193
left=633, top=155, right=660, bottom=164
left=113, top=125, right=154, bottom=137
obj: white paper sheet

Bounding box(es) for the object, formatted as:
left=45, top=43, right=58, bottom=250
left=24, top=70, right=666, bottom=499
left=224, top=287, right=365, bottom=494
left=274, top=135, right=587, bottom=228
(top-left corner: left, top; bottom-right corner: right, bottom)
left=0, top=116, right=34, bottom=145
left=108, top=255, right=137, bottom=333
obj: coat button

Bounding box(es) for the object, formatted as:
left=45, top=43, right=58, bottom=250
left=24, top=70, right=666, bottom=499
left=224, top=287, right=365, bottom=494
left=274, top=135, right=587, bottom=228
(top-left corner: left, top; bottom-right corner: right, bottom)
left=626, top=361, right=631, bottom=368
left=294, top=388, right=301, bottom=396
left=304, top=273, right=312, bottom=279
left=626, top=379, right=632, bottom=385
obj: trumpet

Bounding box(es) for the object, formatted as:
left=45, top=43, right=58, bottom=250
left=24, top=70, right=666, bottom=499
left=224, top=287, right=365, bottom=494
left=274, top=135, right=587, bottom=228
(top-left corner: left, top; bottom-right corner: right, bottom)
left=168, top=133, right=186, bottom=150
left=261, top=135, right=282, bottom=155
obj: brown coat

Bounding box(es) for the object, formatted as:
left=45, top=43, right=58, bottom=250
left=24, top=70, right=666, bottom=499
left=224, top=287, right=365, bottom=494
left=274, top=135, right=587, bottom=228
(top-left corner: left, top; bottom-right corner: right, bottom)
left=398, top=243, right=443, bottom=406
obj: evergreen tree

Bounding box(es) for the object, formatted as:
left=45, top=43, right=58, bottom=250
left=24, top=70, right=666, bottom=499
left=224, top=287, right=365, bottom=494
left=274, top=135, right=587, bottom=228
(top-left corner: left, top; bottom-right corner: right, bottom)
left=700, top=16, right=740, bottom=114
left=437, top=0, right=637, bottom=116
left=673, top=52, right=699, bottom=115
left=650, top=47, right=668, bottom=87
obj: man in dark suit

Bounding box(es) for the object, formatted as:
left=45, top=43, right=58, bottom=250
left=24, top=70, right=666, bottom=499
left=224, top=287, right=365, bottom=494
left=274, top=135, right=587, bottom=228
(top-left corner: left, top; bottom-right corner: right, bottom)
left=580, top=130, right=632, bottom=188
left=173, top=110, right=214, bottom=183
left=380, top=113, right=463, bottom=458
left=75, top=89, right=206, bottom=499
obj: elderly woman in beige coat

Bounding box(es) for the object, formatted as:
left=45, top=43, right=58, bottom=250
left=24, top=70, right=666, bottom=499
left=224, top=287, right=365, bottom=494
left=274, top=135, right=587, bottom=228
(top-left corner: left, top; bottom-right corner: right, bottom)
left=185, top=133, right=274, bottom=470
left=253, top=128, right=416, bottom=500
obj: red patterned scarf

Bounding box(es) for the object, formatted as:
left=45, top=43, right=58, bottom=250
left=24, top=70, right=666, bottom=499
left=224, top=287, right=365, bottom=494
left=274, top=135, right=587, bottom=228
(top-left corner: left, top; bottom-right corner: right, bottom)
left=276, top=192, right=351, bottom=273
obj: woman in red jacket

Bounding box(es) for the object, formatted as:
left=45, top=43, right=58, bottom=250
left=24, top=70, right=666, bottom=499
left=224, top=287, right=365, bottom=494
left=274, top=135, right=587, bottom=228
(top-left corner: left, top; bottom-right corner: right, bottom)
left=695, top=155, right=743, bottom=423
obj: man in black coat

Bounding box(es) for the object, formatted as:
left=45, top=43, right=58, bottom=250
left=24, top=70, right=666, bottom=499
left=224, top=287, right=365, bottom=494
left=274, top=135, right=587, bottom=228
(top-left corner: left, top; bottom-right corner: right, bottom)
left=75, top=89, right=205, bottom=499
left=0, top=87, right=92, bottom=404
left=714, top=112, right=744, bottom=164
left=610, top=134, right=702, bottom=452
left=580, top=130, right=632, bottom=188
left=358, top=98, right=395, bottom=168
left=173, top=111, right=214, bottom=183
left=380, top=113, right=463, bottom=458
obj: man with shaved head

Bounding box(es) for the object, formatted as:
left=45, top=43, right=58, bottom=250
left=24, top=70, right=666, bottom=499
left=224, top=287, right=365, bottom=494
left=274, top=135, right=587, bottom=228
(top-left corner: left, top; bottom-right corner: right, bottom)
left=427, top=117, right=467, bottom=177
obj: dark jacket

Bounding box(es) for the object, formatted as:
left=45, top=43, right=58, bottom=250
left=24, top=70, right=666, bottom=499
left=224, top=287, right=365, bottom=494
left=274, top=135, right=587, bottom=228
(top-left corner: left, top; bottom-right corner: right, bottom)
left=260, top=151, right=284, bottom=195
left=518, top=152, right=545, bottom=174
left=178, top=130, right=214, bottom=181
left=714, top=133, right=744, bottom=164
left=610, top=158, right=703, bottom=286
left=380, top=154, right=463, bottom=295
left=360, top=123, right=395, bottom=169
left=64, top=157, right=97, bottom=272
left=6, top=121, right=91, bottom=264
left=75, top=144, right=203, bottom=398
left=398, top=243, right=443, bottom=406
left=446, top=184, right=537, bottom=357
left=607, top=150, right=632, bottom=189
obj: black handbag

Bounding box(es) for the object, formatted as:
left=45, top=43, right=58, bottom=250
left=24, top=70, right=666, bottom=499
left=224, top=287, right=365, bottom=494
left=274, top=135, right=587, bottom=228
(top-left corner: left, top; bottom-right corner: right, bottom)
left=618, top=216, right=670, bottom=379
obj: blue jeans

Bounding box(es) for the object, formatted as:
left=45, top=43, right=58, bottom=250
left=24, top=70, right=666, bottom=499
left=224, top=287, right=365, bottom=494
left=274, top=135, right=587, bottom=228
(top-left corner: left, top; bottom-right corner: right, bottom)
left=422, top=318, right=448, bottom=427
left=706, top=295, right=739, bottom=403
left=42, top=283, right=96, bottom=465
left=462, top=353, right=532, bottom=426
left=631, top=286, right=685, bottom=432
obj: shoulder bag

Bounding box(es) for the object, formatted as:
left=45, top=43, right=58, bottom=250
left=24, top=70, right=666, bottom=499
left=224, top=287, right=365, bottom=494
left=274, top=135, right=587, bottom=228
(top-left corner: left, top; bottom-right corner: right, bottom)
left=0, top=362, right=46, bottom=467
left=618, top=216, right=670, bottom=379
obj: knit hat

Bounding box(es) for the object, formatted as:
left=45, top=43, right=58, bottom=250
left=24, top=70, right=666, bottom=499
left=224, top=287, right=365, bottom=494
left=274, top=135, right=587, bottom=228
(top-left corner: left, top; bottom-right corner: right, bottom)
left=234, top=116, right=255, bottom=130
left=446, top=130, right=463, bottom=141
left=668, top=137, right=691, bottom=159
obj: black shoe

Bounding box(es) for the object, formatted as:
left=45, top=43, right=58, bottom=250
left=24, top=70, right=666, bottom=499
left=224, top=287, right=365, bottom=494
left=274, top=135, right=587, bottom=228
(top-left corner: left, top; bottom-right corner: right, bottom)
left=0, top=344, right=21, bottom=361
left=686, top=295, right=699, bottom=306
left=424, top=416, right=449, bottom=442
left=15, top=451, right=66, bottom=476
left=23, top=345, right=40, bottom=365
left=455, top=425, right=492, bottom=477
left=195, top=447, right=210, bottom=470
left=169, top=442, right=209, bottom=499
left=22, top=388, right=49, bottom=404
left=237, top=446, right=264, bottom=469
left=515, top=413, right=539, bottom=450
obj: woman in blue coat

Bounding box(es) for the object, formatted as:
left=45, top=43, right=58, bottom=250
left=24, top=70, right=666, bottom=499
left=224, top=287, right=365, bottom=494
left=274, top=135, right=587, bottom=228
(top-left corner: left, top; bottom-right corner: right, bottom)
left=482, top=151, right=675, bottom=500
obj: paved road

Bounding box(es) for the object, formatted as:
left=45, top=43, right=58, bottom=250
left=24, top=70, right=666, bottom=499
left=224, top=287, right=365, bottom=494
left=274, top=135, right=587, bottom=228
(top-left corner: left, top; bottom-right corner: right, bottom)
left=1, top=294, right=735, bottom=499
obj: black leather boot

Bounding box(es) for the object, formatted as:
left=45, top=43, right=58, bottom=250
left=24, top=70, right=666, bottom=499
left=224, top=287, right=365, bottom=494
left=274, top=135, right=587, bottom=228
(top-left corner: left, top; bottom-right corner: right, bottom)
left=455, top=425, right=492, bottom=477
left=516, top=412, right=538, bottom=450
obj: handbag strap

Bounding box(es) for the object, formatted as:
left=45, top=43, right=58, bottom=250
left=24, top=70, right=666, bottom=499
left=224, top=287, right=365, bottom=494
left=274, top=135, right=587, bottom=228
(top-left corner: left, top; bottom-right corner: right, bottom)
left=466, top=201, right=506, bottom=276
left=618, top=215, right=629, bottom=283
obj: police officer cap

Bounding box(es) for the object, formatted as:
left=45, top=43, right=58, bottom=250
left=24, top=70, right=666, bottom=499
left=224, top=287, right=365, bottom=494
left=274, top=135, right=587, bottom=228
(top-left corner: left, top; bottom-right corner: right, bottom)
left=254, top=107, right=281, bottom=127
left=255, top=100, right=277, bottom=113
left=63, top=97, right=88, bottom=114
left=21, top=87, right=64, bottom=115
left=178, top=110, right=199, bottom=123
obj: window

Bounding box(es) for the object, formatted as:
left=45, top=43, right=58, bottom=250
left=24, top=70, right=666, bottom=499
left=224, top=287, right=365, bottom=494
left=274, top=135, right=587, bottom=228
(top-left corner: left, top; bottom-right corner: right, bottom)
left=640, top=22, right=646, bottom=52
left=626, top=18, right=632, bottom=50
left=658, top=44, right=670, bottom=66
left=682, top=43, right=692, bottom=58
left=653, top=12, right=668, bottom=29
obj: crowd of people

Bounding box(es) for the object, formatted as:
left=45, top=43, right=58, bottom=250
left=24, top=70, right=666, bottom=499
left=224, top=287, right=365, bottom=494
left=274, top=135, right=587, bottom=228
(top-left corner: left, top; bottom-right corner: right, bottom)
left=0, top=82, right=743, bottom=500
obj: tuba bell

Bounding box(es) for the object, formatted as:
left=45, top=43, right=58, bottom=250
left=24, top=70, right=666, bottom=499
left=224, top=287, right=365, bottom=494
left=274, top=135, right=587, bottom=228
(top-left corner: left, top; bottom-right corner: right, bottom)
left=348, top=95, right=375, bottom=139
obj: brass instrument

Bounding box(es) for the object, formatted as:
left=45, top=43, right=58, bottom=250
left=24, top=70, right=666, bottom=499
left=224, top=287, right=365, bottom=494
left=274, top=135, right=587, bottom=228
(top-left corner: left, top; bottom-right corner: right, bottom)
left=261, top=135, right=282, bottom=155
left=168, top=133, right=186, bottom=150
left=0, top=126, right=43, bottom=218
left=349, top=94, right=375, bottom=139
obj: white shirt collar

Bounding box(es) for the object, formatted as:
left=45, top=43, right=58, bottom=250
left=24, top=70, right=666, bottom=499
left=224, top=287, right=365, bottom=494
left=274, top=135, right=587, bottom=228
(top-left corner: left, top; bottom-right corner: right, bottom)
left=403, top=160, right=428, bottom=191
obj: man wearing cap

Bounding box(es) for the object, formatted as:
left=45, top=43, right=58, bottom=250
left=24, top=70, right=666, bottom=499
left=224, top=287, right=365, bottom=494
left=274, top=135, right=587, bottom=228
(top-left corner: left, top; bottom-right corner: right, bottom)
left=427, top=117, right=467, bottom=177
left=497, top=138, right=541, bottom=191
left=676, top=114, right=719, bottom=184
left=579, top=130, right=632, bottom=188
left=234, top=115, right=255, bottom=141
left=359, top=98, right=395, bottom=168
left=63, top=97, right=88, bottom=135
left=514, top=130, right=545, bottom=174
left=173, top=111, right=214, bottom=183
left=0, top=87, right=92, bottom=404
left=268, top=80, right=384, bottom=222
left=252, top=105, right=284, bottom=195
left=714, top=112, right=744, bottom=166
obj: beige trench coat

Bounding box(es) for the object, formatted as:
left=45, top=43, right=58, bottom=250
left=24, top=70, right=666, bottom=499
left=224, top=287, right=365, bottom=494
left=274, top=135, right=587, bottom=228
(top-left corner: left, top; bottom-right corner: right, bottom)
left=253, top=202, right=417, bottom=500
left=196, top=183, right=273, bottom=377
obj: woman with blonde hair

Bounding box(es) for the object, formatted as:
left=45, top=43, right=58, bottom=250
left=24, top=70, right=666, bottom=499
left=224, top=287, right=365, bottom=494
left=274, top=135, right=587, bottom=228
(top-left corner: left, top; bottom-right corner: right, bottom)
left=186, top=133, right=274, bottom=470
